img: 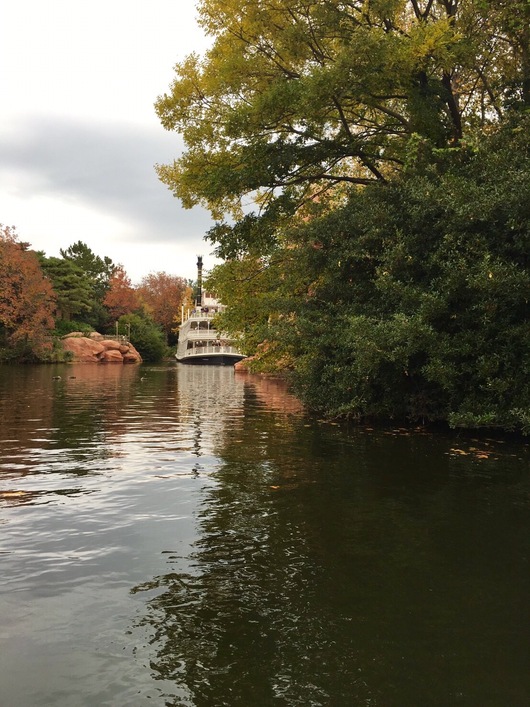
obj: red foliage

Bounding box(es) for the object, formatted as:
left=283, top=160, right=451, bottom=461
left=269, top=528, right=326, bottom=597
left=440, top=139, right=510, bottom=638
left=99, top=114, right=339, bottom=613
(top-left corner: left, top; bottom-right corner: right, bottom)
left=136, top=272, right=189, bottom=338
left=103, top=265, right=139, bottom=320
left=0, top=225, right=56, bottom=354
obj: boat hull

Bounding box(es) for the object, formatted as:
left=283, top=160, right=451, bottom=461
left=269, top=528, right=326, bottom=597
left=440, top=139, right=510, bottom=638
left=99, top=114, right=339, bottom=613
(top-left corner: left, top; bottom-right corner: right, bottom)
left=175, top=353, right=246, bottom=366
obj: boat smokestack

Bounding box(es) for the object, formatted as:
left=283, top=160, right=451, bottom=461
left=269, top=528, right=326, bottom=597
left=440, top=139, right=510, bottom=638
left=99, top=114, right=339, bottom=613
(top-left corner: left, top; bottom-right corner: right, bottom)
left=196, top=255, right=203, bottom=307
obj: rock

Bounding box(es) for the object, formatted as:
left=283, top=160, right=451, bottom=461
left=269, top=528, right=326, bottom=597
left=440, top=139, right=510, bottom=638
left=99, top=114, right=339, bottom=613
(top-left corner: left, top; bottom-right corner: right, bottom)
left=100, top=339, right=122, bottom=351
left=124, top=344, right=142, bottom=363
left=61, top=333, right=142, bottom=363
left=234, top=358, right=251, bottom=372
left=99, top=349, right=124, bottom=362
left=62, top=336, right=105, bottom=363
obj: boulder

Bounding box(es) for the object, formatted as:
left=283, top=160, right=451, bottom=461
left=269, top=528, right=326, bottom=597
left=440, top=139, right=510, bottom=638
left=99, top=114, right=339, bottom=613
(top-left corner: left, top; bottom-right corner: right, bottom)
left=124, top=344, right=142, bottom=363
left=61, top=334, right=142, bottom=363
left=99, top=349, right=124, bottom=362
left=62, top=336, right=105, bottom=363
left=101, top=339, right=122, bottom=351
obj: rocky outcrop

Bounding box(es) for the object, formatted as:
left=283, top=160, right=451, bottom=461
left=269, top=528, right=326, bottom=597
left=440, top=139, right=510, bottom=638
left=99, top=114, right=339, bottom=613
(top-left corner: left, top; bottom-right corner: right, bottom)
left=62, top=333, right=142, bottom=363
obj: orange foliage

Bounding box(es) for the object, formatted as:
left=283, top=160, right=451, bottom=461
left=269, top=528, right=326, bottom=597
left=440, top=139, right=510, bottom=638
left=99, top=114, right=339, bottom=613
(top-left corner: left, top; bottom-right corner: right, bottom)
left=136, top=271, right=189, bottom=337
left=0, top=225, right=56, bottom=353
left=103, top=265, right=139, bottom=320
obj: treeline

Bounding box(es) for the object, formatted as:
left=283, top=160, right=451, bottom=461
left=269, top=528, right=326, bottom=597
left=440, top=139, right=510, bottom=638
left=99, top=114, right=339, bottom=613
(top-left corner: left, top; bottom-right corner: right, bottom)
left=156, top=0, right=530, bottom=434
left=0, top=232, right=191, bottom=362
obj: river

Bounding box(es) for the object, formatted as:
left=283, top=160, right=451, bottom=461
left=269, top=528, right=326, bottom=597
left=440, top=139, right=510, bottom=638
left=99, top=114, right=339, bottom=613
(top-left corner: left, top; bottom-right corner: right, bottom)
left=0, top=363, right=529, bottom=706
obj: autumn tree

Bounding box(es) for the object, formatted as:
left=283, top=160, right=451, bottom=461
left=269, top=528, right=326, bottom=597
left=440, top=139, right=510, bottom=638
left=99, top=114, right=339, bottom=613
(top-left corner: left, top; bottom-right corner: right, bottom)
left=136, top=272, right=189, bottom=342
left=103, top=265, right=139, bottom=321
left=0, top=225, right=56, bottom=359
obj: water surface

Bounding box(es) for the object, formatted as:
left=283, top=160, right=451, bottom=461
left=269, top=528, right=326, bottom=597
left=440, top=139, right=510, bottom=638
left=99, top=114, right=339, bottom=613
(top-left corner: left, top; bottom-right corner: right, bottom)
left=0, top=363, right=529, bottom=706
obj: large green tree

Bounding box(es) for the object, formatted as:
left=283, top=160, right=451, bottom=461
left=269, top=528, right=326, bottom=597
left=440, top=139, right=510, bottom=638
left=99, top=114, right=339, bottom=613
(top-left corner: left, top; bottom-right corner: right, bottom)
left=158, top=1, right=530, bottom=433
left=156, top=0, right=530, bottom=253
left=60, top=241, right=115, bottom=327
left=209, top=117, right=530, bottom=432
left=38, top=255, right=95, bottom=323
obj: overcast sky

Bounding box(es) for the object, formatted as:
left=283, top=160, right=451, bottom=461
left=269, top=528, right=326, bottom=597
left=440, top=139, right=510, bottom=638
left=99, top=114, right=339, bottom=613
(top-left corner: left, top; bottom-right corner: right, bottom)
left=1, top=0, right=216, bottom=283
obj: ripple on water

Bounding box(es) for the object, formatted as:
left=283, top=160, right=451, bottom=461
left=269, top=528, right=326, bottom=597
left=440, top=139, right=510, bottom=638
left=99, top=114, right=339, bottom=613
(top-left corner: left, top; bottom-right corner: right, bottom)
left=1, top=364, right=529, bottom=707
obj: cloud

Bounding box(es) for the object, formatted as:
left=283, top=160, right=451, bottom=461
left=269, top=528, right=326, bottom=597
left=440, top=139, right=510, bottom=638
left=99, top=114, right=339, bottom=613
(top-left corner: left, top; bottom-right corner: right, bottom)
left=0, top=115, right=214, bottom=246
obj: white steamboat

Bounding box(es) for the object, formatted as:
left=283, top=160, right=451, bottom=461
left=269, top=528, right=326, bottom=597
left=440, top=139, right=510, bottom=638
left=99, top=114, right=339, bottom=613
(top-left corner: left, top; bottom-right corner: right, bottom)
left=175, top=258, right=246, bottom=366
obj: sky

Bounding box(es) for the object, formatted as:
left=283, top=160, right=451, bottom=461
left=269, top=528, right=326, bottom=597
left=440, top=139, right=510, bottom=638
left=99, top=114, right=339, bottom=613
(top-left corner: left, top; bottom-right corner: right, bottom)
left=0, top=0, right=217, bottom=283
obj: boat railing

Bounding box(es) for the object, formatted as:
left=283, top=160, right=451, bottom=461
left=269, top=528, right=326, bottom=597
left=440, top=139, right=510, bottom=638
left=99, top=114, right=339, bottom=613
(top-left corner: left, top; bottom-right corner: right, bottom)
left=181, top=308, right=223, bottom=323
left=182, top=345, right=242, bottom=358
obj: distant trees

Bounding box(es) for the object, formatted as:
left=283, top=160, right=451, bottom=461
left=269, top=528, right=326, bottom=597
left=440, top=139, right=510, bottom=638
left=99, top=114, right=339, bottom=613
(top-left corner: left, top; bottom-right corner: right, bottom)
left=60, top=240, right=115, bottom=329
left=38, top=256, right=95, bottom=323
left=116, top=313, right=166, bottom=363
left=0, top=225, right=56, bottom=360
left=136, top=272, right=190, bottom=343
left=0, top=229, right=189, bottom=362
left=103, top=265, right=140, bottom=321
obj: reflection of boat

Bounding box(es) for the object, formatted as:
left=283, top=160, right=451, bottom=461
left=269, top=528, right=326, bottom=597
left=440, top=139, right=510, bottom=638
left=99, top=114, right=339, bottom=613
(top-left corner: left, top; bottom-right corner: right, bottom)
left=175, top=257, right=246, bottom=366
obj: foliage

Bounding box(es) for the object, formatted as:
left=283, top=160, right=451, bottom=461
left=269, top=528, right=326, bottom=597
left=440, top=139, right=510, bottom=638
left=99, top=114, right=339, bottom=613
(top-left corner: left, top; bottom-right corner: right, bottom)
left=156, top=0, right=530, bottom=254
left=53, top=319, right=94, bottom=337
left=60, top=240, right=115, bottom=297
left=0, top=225, right=56, bottom=360
left=205, top=115, right=530, bottom=432
left=117, top=313, right=167, bottom=362
left=136, top=272, right=190, bottom=343
left=205, top=253, right=309, bottom=370
left=60, top=240, right=115, bottom=328
left=156, top=1, right=530, bottom=434
left=293, top=119, right=530, bottom=432
left=38, top=255, right=95, bottom=322
left=103, top=265, right=140, bottom=321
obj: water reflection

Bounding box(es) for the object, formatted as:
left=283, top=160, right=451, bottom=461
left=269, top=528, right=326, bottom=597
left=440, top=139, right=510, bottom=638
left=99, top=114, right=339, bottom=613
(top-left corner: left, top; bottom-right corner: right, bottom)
left=0, top=364, right=529, bottom=706
left=131, top=377, right=530, bottom=706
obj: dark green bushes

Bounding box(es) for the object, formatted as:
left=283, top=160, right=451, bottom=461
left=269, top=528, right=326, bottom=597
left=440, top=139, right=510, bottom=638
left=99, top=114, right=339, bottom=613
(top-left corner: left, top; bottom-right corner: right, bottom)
left=287, top=121, right=530, bottom=433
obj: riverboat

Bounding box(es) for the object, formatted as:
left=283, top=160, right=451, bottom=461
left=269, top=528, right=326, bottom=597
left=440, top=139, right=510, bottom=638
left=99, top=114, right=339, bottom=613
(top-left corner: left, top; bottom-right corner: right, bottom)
left=175, top=257, right=246, bottom=366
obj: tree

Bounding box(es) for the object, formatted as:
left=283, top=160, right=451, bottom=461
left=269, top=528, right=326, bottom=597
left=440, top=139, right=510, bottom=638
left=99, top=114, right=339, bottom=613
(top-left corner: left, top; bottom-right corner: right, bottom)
left=117, top=313, right=167, bottom=362
left=155, top=0, right=530, bottom=254
left=136, top=272, right=190, bottom=342
left=60, top=241, right=115, bottom=327
left=38, top=255, right=95, bottom=323
left=103, top=265, right=139, bottom=321
left=156, top=1, right=530, bottom=433
left=60, top=240, right=115, bottom=296
left=0, top=225, right=56, bottom=359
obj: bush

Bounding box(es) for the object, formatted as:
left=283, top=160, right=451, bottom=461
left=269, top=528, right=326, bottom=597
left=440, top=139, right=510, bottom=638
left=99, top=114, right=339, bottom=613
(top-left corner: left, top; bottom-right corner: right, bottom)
left=117, top=313, right=167, bottom=362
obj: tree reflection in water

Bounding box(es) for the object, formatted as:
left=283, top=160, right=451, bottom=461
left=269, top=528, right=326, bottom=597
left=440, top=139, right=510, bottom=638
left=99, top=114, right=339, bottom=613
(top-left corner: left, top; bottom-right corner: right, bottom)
left=130, top=475, right=353, bottom=704
left=129, top=371, right=530, bottom=707
left=129, top=375, right=372, bottom=706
